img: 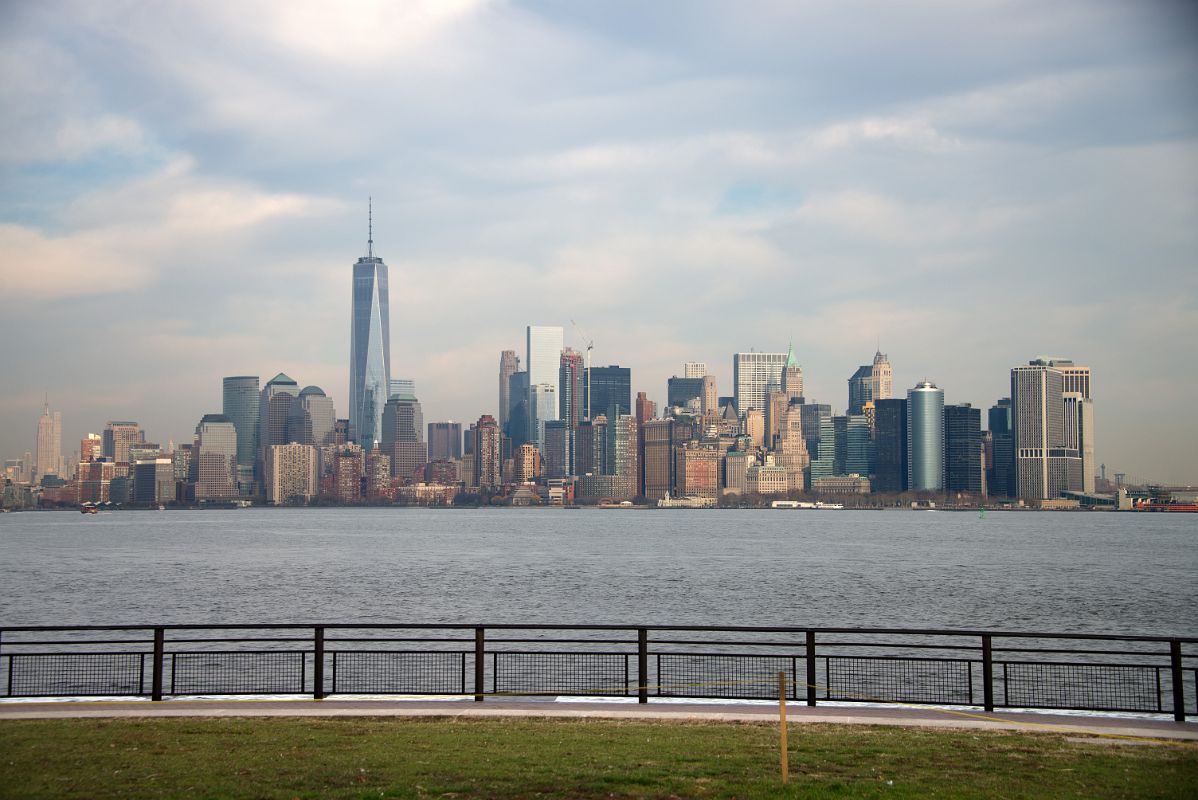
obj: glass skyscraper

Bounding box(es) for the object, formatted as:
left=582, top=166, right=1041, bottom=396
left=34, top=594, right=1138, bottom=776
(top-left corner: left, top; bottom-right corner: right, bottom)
left=349, top=211, right=392, bottom=447
left=526, top=325, right=564, bottom=450
left=907, top=381, right=945, bottom=491
left=222, top=375, right=260, bottom=495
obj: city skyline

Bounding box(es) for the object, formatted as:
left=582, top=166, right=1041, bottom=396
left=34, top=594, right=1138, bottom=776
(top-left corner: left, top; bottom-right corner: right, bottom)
left=1, top=2, right=1196, bottom=483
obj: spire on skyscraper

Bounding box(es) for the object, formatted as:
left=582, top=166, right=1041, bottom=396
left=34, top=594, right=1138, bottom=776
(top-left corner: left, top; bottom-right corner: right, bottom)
left=368, top=196, right=373, bottom=258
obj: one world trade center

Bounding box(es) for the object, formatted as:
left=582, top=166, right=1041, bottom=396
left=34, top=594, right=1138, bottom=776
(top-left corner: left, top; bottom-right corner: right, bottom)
left=349, top=201, right=391, bottom=447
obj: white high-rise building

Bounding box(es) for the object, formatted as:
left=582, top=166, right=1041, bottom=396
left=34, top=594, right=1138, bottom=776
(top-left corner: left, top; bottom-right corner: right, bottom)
left=35, top=400, right=62, bottom=481
left=683, top=362, right=707, bottom=379
left=194, top=414, right=238, bottom=500
left=526, top=325, right=564, bottom=450
left=733, top=351, right=787, bottom=414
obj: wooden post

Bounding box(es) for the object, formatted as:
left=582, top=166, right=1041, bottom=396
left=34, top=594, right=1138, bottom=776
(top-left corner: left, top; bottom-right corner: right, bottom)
left=778, top=671, right=789, bottom=785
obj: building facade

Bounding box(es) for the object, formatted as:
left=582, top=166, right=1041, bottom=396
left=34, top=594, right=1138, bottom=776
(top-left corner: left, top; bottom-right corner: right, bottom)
left=35, top=401, right=62, bottom=481
left=498, top=350, right=519, bottom=433
left=194, top=414, right=238, bottom=500
left=944, top=403, right=982, bottom=494
left=872, top=398, right=908, bottom=493
left=266, top=443, right=318, bottom=505
left=1011, top=361, right=1082, bottom=501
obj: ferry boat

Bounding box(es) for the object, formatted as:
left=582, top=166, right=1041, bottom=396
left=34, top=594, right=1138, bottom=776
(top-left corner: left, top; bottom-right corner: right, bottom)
left=80, top=503, right=98, bottom=514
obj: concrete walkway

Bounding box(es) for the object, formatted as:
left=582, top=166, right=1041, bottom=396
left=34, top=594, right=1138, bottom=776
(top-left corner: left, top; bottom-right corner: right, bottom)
left=2, top=698, right=1196, bottom=743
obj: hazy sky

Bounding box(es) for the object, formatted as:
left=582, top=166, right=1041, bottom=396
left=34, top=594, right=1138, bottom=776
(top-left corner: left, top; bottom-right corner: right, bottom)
left=2, top=1, right=1196, bottom=483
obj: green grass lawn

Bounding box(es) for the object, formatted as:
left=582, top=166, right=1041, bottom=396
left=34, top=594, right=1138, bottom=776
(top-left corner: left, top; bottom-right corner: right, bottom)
left=1, top=716, right=1195, bottom=798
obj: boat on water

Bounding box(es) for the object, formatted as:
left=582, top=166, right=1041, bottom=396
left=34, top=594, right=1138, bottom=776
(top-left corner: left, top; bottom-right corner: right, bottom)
left=1133, top=501, right=1198, bottom=513
left=80, top=503, right=98, bottom=514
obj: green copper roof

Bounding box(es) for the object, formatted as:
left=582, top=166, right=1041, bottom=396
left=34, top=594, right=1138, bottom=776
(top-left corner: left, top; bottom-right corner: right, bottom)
left=786, top=342, right=800, bottom=368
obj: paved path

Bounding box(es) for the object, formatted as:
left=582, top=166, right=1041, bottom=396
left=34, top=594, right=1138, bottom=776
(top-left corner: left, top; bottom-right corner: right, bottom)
left=2, top=699, right=1196, bottom=743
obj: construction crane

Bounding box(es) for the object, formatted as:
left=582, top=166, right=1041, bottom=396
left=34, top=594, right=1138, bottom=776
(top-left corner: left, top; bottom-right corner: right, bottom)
left=570, top=319, right=594, bottom=420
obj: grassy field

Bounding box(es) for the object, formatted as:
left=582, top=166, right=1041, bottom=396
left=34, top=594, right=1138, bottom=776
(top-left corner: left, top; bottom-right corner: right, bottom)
left=1, top=716, right=1196, bottom=798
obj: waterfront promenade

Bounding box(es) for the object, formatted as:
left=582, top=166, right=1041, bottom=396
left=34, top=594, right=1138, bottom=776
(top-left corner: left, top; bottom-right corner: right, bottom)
left=2, top=697, right=1196, bottom=743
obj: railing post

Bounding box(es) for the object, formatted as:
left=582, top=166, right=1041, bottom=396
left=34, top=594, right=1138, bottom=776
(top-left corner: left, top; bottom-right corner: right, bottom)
left=1170, top=640, right=1185, bottom=722
left=805, top=630, right=817, bottom=707
left=313, top=626, right=325, bottom=700
left=151, top=627, right=164, bottom=702
left=982, top=634, right=994, bottom=712
left=638, top=628, right=648, bottom=704
left=474, top=627, right=485, bottom=702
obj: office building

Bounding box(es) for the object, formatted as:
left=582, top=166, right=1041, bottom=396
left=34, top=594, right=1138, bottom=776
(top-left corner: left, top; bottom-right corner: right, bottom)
left=79, top=433, right=102, bottom=464
left=907, top=381, right=945, bottom=492
left=1011, top=360, right=1083, bottom=500
left=733, top=351, right=787, bottom=413
left=774, top=403, right=810, bottom=491
left=642, top=419, right=674, bottom=501
left=988, top=399, right=1014, bottom=497
left=526, top=325, right=563, bottom=448
left=542, top=420, right=570, bottom=478
left=294, top=386, right=336, bottom=447
left=848, top=350, right=893, bottom=415
left=559, top=349, right=584, bottom=471
left=103, top=421, right=143, bottom=464
left=810, top=415, right=871, bottom=481
left=506, top=371, right=530, bottom=447
left=701, top=375, right=717, bottom=417
left=330, top=445, right=364, bottom=503
left=667, top=376, right=704, bottom=411
left=222, top=376, right=260, bottom=495
left=944, top=404, right=982, bottom=494
left=258, top=373, right=299, bottom=483
left=349, top=206, right=392, bottom=447
left=872, top=398, right=908, bottom=493
left=799, top=402, right=831, bottom=458
left=498, top=350, right=519, bottom=432
left=35, top=400, right=62, bottom=480
left=683, top=362, right=707, bottom=379
left=674, top=444, right=720, bottom=499
left=265, top=444, right=317, bottom=504
left=132, top=459, right=174, bottom=505
left=194, top=414, right=238, bottom=500
left=515, top=443, right=542, bottom=483
left=381, top=392, right=426, bottom=482
left=586, top=365, right=631, bottom=421
left=428, top=422, right=462, bottom=461
left=781, top=343, right=803, bottom=402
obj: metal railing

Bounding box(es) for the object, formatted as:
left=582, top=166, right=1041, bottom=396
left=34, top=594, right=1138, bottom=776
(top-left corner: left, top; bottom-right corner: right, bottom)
left=0, top=624, right=1194, bottom=721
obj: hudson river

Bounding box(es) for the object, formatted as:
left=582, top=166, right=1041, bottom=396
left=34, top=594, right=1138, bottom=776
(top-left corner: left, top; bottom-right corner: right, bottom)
left=0, top=509, right=1194, bottom=635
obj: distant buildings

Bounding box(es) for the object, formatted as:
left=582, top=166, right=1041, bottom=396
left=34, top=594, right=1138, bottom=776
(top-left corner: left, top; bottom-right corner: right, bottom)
left=265, top=443, right=317, bottom=504
left=194, top=414, right=238, bottom=500
left=944, top=404, right=982, bottom=494
left=427, top=422, right=462, bottom=462
left=586, top=365, right=631, bottom=421
left=498, top=350, right=519, bottom=433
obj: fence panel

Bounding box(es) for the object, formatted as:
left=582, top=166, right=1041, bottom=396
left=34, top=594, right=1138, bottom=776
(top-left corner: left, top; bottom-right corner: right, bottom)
left=170, top=651, right=305, bottom=695
left=655, top=653, right=798, bottom=700
left=825, top=656, right=974, bottom=705
left=1001, top=662, right=1162, bottom=713
left=331, top=651, right=466, bottom=695
left=7, top=653, right=144, bottom=697
left=492, top=652, right=629, bottom=696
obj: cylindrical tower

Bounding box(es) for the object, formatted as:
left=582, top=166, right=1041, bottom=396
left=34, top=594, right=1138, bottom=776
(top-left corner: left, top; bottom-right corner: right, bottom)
left=907, top=380, right=945, bottom=492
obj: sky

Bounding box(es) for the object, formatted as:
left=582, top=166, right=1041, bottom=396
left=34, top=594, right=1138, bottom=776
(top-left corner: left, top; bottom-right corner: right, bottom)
left=1, top=0, right=1196, bottom=483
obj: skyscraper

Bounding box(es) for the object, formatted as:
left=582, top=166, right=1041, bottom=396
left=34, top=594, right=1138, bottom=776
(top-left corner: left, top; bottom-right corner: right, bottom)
left=526, top=325, right=564, bottom=447
left=848, top=350, right=892, bottom=415
left=1011, top=360, right=1082, bottom=501
left=349, top=202, right=392, bottom=447
left=683, top=362, right=707, bottom=379
left=427, top=422, right=462, bottom=461
left=733, top=351, right=787, bottom=414
left=103, top=421, right=143, bottom=464
left=194, top=414, right=238, bottom=500
left=35, top=400, right=62, bottom=481
left=944, top=404, right=982, bottom=494
left=585, top=365, right=631, bottom=421
left=988, top=398, right=1014, bottom=497
left=559, top=349, right=584, bottom=472
left=505, top=371, right=530, bottom=447
left=498, top=350, right=519, bottom=431
left=292, top=386, right=336, bottom=448
left=258, top=373, right=299, bottom=478
left=907, top=381, right=944, bottom=492
left=222, top=376, right=260, bottom=495
left=781, top=344, right=803, bottom=402
left=873, top=398, right=908, bottom=493
left=381, top=392, right=426, bottom=482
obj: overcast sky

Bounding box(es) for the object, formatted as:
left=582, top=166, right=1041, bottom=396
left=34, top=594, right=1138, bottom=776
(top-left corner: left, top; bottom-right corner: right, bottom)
left=2, top=1, right=1196, bottom=483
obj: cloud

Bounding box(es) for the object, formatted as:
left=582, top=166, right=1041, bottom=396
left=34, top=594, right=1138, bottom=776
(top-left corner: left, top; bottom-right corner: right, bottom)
left=0, top=157, right=345, bottom=300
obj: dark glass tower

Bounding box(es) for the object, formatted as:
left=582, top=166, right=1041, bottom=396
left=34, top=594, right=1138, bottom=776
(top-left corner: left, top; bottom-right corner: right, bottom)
left=873, top=398, right=908, bottom=493
left=944, top=403, right=982, bottom=493
left=349, top=201, right=392, bottom=447
left=222, top=375, right=260, bottom=496
left=585, top=365, right=631, bottom=421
